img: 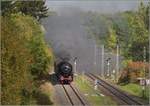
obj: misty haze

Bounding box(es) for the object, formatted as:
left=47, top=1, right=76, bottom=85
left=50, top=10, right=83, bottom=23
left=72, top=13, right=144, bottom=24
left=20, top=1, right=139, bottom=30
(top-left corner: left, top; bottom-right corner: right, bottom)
left=42, top=1, right=146, bottom=73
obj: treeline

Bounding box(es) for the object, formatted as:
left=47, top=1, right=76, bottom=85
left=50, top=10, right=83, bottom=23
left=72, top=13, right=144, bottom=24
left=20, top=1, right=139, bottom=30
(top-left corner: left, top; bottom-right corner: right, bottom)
left=83, top=2, right=149, bottom=82
left=1, top=0, right=49, bottom=21
left=1, top=1, right=54, bottom=105
left=83, top=2, right=149, bottom=62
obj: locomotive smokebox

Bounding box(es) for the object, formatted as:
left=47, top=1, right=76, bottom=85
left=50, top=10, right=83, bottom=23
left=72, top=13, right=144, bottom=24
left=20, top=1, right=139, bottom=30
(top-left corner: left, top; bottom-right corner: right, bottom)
left=54, top=58, right=73, bottom=84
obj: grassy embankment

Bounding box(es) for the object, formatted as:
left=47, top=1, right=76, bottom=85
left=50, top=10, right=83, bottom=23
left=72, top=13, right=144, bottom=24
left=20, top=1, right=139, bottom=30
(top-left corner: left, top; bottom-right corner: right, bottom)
left=99, top=76, right=149, bottom=100
left=74, top=75, right=117, bottom=105
left=119, top=83, right=149, bottom=100
left=1, top=14, right=54, bottom=105
left=117, top=62, right=149, bottom=100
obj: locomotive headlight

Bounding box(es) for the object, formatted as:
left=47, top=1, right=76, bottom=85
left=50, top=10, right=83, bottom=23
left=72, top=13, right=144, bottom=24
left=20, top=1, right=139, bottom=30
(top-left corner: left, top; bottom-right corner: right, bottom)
left=65, top=66, right=70, bottom=70
left=62, top=65, right=71, bottom=73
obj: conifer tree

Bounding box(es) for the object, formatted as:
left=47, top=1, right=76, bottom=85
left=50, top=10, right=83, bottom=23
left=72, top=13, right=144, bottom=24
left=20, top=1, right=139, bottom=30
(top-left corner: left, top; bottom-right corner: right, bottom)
left=1, top=0, right=49, bottom=21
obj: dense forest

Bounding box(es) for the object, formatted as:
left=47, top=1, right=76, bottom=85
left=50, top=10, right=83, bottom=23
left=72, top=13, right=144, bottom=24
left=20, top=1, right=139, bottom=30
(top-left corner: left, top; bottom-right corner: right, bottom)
left=83, top=2, right=149, bottom=61
left=1, top=0, right=54, bottom=105
left=82, top=2, right=149, bottom=83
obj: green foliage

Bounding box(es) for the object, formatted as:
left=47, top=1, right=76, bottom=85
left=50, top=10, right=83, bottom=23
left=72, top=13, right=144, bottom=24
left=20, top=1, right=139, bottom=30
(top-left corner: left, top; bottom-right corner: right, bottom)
left=83, top=2, right=149, bottom=61
left=29, top=35, right=52, bottom=78
left=2, top=14, right=32, bottom=104
left=19, top=0, right=49, bottom=21
left=33, top=88, right=53, bottom=105
left=83, top=12, right=109, bottom=44
left=116, top=3, right=149, bottom=61
left=119, top=61, right=149, bottom=84
left=127, top=11, right=149, bottom=61
left=1, top=0, right=49, bottom=21
left=138, top=2, right=149, bottom=30
left=119, top=83, right=149, bottom=100
left=1, top=14, right=53, bottom=105
left=121, top=59, right=132, bottom=68
left=1, top=1, right=14, bottom=15
left=75, top=75, right=117, bottom=105
left=105, top=27, right=117, bottom=52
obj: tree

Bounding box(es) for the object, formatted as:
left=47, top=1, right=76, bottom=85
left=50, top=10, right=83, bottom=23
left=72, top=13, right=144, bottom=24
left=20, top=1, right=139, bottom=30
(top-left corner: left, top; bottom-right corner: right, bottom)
left=1, top=0, right=49, bottom=21
left=19, top=0, right=49, bottom=21
left=1, top=14, right=53, bottom=104
left=111, top=2, right=149, bottom=61
left=138, top=2, right=149, bottom=30
left=1, top=1, right=18, bottom=15
left=1, top=15, right=34, bottom=104
left=127, top=11, right=149, bottom=61
left=82, top=12, right=109, bottom=44
left=106, top=27, right=117, bottom=52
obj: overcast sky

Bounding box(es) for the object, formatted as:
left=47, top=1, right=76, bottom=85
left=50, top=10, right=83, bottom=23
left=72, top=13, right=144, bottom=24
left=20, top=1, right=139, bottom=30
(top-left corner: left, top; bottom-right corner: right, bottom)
left=46, top=0, right=149, bottom=13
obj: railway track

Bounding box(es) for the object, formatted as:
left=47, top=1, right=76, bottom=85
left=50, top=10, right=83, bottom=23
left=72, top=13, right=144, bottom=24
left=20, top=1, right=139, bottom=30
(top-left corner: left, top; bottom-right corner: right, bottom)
left=62, top=84, right=86, bottom=106
left=86, top=73, right=143, bottom=105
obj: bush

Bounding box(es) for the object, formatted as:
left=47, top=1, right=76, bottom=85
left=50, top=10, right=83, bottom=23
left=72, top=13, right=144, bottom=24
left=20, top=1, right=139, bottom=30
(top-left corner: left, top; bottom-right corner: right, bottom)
left=118, top=61, right=149, bottom=84
left=1, top=14, right=53, bottom=105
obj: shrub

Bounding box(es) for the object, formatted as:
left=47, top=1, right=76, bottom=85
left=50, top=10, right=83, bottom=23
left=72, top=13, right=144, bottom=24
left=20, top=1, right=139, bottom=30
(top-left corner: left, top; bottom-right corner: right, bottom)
left=1, top=14, right=53, bottom=104
left=118, top=61, right=149, bottom=84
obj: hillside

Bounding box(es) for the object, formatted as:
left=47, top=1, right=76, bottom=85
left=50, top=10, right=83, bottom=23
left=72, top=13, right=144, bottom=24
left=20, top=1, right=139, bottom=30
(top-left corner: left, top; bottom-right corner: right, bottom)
left=1, top=14, right=54, bottom=105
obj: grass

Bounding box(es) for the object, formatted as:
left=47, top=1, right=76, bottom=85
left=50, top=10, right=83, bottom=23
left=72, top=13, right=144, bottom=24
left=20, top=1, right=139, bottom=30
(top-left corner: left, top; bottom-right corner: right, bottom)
left=119, top=83, right=149, bottom=100
left=35, top=82, right=54, bottom=105
left=99, top=75, right=149, bottom=100
left=74, top=75, right=117, bottom=106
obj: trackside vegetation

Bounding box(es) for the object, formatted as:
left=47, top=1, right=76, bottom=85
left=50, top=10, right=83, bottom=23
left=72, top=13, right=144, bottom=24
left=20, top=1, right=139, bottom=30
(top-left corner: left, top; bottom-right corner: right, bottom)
left=1, top=14, right=54, bottom=105
left=83, top=2, right=149, bottom=62
left=82, top=2, right=149, bottom=100
left=74, top=75, right=117, bottom=105
left=119, top=83, right=149, bottom=100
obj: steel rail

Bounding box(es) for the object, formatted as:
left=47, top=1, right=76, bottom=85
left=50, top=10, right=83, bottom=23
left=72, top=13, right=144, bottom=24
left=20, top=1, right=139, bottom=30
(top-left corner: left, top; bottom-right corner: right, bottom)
left=62, top=84, right=74, bottom=105
left=86, top=73, right=142, bottom=105
left=70, top=84, right=86, bottom=106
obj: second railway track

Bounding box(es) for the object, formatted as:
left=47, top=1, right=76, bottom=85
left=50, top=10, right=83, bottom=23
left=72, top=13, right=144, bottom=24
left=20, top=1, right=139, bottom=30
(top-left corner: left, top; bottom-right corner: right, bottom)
left=62, top=84, right=86, bottom=106
left=86, top=73, right=143, bottom=105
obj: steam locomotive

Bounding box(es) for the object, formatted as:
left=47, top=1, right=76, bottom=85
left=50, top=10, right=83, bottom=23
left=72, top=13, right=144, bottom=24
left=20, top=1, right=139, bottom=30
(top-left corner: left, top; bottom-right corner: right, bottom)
left=54, top=58, right=73, bottom=84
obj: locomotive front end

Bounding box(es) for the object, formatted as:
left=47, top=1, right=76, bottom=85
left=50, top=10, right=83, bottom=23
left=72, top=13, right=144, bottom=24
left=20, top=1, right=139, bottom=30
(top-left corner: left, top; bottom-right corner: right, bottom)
left=55, top=60, right=73, bottom=84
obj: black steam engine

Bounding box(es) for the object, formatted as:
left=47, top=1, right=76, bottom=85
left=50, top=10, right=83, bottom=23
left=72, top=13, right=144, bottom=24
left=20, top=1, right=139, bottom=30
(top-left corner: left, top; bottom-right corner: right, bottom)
left=54, top=58, right=73, bottom=84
